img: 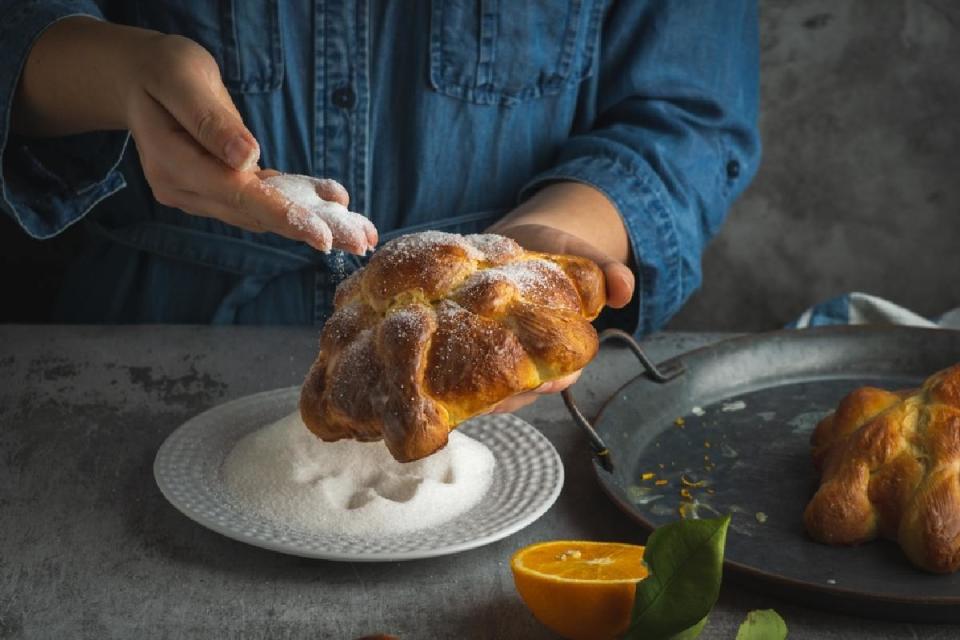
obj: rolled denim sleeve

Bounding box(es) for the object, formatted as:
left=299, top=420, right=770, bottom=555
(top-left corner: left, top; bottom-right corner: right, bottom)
left=521, top=0, right=761, bottom=335
left=1, top=1, right=128, bottom=239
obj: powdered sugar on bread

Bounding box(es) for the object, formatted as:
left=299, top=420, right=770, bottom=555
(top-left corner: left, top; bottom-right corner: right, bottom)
left=381, top=231, right=523, bottom=266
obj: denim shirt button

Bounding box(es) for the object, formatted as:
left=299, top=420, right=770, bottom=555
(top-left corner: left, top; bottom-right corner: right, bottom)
left=726, top=159, right=741, bottom=179
left=332, top=86, right=357, bottom=109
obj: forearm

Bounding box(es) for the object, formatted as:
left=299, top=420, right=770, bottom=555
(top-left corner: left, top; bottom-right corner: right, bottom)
left=11, top=16, right=159, bottom=137
left=490, top=182, right=631, bottom=266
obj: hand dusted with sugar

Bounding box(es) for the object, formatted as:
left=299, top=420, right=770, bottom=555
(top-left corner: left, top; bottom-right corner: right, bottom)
left=264, top=174, right=377, bottom=254
left=300, top=230, right=606, bottom=462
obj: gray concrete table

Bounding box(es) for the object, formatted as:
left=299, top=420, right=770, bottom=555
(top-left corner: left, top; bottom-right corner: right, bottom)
left=0, top=326, right=955, bottom=639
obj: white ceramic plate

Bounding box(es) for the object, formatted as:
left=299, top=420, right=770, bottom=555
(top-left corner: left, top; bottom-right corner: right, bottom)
left=154, top=387, right=564, bottom=561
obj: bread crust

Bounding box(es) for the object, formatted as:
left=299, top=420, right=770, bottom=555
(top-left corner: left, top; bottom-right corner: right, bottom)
left=300, top=231, right=605, bottom=462
left=804, top=364, right=960, bottom=573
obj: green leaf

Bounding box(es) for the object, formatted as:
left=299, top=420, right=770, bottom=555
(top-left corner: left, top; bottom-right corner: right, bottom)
left=622, top=514, right=731, bottom=640
left=665, top=615, right=708, bottom=639
left=735, top=610, right=787, bottom=640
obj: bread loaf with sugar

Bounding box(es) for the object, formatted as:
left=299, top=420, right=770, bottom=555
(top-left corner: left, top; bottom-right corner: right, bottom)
left=300, top=231, right=605, bottom=462
left=804, top=363, right=960, bottom=573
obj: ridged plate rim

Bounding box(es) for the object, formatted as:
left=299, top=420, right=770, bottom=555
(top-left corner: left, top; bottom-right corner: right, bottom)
left=154, top=387, right=564, bottom=561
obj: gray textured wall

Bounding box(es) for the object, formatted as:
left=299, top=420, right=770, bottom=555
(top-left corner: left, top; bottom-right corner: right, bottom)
left=669, top=0, right=960, bottom=332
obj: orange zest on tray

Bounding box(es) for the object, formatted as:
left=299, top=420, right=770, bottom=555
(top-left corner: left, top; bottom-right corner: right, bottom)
left=511, top=540, right=648, bottom=640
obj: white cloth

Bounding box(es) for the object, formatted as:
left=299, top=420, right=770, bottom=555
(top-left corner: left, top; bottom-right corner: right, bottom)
left=790, top=292, right=960, bottom=330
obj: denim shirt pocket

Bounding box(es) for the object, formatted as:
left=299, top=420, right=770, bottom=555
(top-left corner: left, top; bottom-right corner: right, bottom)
left=428, top=0, right=605, bottom=106
left=135, top=0, right=283, bottom=94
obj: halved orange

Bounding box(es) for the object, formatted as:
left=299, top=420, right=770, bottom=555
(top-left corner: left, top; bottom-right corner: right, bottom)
left=510, top=541, right=648, bottom=640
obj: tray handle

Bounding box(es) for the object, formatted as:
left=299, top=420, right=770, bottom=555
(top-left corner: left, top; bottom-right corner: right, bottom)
left=561, top=329, right=685, bottom=473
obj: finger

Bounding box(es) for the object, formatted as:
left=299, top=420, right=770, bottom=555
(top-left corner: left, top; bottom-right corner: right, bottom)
left=238, top=177, right=334, bottom=251
left=150, top=54, right=260, bottom=171
left=162, top=148, right=335, bottom=251
left=365, top=221, right=379, bottom=251
left=305, top=177, right=378, bottom=251
left=533, top=370, right=582, bottom=394
left=491, top=371, right=583, bottom=414
left=601, top=262, right=635, bottom=309
left=556, top=237, right=634, bottom=308
left=174, top=93, right=258, bottom=171
left=314, top=207, right=375, bottom=255
left=222, top=196, right=334, bottom=252
left=547, top=234, right=635, bottom=309
left=161, top=187, right=266, bottom=233
left=261, top=174, right=376, bottom=255
left=303, top=177, right=378, bottom=249
left=305, top=177, right=350, bottom=207
left=491, top=392, right=540, bottom=414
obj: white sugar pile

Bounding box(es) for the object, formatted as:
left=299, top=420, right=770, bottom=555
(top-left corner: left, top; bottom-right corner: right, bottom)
left=264, top=174, right=377, bottom=254
left=222, top=412, right=495, bottom=536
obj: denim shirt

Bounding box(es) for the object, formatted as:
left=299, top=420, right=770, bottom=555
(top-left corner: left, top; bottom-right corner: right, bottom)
left=0, top=0, right=760, bottom=332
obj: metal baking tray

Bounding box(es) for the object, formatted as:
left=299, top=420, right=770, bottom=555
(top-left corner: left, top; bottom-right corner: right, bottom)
left=563, top=326, right=960, bottom=622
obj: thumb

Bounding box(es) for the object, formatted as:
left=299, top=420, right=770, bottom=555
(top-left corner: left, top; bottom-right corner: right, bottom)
left=600, top=261, right=635, bottom=309
left=546, top=231, right=636, bottom=309
left=153, top=56, right=260, bottom=171
left=566, top=245, right=635, bottom=309
left=189, top=96, right=260, bottom=171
